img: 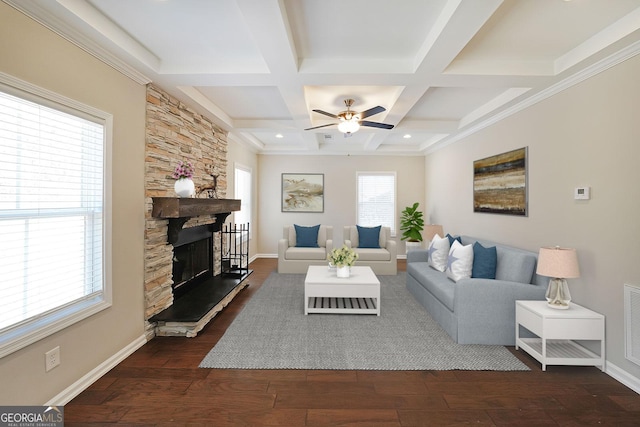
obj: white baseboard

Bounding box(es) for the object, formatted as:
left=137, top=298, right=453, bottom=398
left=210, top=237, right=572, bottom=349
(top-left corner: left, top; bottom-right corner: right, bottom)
left=606, top=361, right=640, bottom=394
left=256, top=253, right=277, bottom=259
left=46, top=334, right=147, bottom=406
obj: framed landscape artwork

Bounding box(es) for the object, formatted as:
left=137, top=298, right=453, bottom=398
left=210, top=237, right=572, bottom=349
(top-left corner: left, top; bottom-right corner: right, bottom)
left=473, top=147, right=528, bottom=216
left=281, top=173, right=324, bottom=212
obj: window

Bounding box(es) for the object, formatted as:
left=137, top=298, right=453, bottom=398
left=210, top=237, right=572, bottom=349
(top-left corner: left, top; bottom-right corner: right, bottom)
left=234, top=163, right=252, bottom=231
left=356, top=172, right=396, bottom=236
left=0, top=75, right=111, bottom=357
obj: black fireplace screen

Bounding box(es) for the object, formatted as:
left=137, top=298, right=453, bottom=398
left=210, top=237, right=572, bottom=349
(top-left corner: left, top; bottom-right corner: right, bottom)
left=172, top=234, right=212, bottom=292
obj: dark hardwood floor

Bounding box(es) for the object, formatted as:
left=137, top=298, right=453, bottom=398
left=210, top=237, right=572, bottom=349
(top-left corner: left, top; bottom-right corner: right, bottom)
left=65, top=258, right=640, bottom=426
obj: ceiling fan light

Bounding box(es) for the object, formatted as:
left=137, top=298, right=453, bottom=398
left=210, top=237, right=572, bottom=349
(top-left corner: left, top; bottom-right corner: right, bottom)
left=338, top=120, right=360, bottom=134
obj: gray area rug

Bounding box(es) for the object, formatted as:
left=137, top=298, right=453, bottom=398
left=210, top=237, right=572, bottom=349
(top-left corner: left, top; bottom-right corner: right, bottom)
left=199, top=272, right=529, bottom=371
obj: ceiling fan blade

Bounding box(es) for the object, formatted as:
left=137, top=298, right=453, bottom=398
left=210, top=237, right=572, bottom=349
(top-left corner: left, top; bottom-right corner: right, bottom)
left=304, top=123, right=337, bottom=131
left=358, top=106, right=385, bottom=120
left=360, top=120, right=394, bottom=130
left=312, top=109, right=339, bottom=119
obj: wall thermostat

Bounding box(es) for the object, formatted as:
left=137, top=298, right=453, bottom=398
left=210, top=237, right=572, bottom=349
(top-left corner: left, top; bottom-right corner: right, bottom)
left=574, top=186, right=590, bottom=200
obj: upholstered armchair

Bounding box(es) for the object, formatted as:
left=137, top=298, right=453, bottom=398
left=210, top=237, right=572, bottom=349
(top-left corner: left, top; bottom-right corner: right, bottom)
left=278, top=225, right=333, bottom=274
left=343, top=225, right=397, bottom=275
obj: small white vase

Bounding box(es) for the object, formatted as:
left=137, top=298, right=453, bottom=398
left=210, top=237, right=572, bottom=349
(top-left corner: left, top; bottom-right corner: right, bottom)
left=336, top=266, right=350, bottom=278
left=174, top=178, right=195, bottom=198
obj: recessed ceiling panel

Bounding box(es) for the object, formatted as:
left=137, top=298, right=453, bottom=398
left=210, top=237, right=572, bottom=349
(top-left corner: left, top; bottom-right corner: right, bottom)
left=284, top=0, right=448, bottom=60
left=197, top=87, right=290, bottom=120
left=455, top=0, right=640, bottom=62
left=304, top=85, right=402, bottom=118
left=407, top=87, right=504, bottom=121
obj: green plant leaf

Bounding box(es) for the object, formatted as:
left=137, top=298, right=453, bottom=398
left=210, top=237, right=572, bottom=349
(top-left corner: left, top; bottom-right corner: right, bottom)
left=399, top=202, right=424, bottom=241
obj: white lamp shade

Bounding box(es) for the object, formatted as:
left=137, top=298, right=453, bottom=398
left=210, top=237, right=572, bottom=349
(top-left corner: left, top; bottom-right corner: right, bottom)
left=424, top=224, right=444, bottom=241
left=536, top=247, right=580, bottom=279
left=338, top=120, right=360, bottom=133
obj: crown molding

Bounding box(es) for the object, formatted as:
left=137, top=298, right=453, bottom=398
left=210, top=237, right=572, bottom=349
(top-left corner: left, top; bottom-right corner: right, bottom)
left=3, top=0, right=152, bottom=85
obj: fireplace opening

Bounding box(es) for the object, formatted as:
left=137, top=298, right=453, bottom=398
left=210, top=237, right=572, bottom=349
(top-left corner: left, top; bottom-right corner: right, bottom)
left=171, top=224, right=213, bottom=299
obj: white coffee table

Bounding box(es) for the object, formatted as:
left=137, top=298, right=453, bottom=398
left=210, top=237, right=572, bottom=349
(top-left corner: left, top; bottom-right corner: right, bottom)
left=304, top=265, right=380, bottom=315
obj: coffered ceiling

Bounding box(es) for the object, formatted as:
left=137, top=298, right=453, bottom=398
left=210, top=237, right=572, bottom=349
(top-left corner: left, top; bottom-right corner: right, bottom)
left=6, top=0, right=640, bottom=155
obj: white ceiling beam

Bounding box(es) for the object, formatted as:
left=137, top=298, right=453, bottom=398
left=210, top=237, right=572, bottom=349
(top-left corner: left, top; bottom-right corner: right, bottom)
left=396, top=119, right=459, bottom=132
left=459, top=87, right=530, bottom=128
left=555, top=6, right=640, bottom=75
left=413, top=0, right=504, bottom=76
left=412, top=0, right=463, bottom=72
left=177, top=86, right=234, bottom=130
left=235, top=0, right=311, bottom=131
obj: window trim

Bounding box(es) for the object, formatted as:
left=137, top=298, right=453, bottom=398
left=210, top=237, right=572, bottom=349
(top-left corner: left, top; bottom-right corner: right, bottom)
left=0, top=72, right=112, bottom=358
left=233, top=162, right=252, bottom=241
left=355, top=171, right=397, bottom=237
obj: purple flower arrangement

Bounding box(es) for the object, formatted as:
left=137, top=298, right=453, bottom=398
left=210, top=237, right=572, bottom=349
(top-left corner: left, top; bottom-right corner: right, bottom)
left=172, top=160, right=194, bottom=180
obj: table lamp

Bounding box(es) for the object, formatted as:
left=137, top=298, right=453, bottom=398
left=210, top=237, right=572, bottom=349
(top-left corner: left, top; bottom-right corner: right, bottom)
left=536, top=246, right=580, bottom=309
left=423, top=225, right=444, bottom=243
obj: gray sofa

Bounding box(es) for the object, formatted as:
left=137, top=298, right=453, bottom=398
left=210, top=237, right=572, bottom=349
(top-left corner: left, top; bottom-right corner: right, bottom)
left=406, top=236, right=546, bottom=345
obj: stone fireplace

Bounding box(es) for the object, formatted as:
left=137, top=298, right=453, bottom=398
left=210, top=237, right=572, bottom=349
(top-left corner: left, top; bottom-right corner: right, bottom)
left=144, top=84, right=237, bottom=339
left=148, top=197, right=245, bottom=337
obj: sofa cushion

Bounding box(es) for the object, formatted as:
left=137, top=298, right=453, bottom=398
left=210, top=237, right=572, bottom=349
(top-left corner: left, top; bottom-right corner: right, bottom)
left=472, top=242, right=497, bottom=279
left=495, top=247, right=536, bottom=284
left=347, top=226, right=388, bottom=248
left=407, top=262, right=455, bottom=311
left=357, top=225, right=381, bottom=248
left=294, top=224, right=320, bottom=247
left=446, top=240, right=474, bottom=282
left=285, top=247, right=326, bottom=261
left=355, top=247, right=390, bottom=261
left=427, top=234, right=450, bottom=272
left=317, top=226, right=328, bottom=248
left=446, top=233, right=462, bottom=246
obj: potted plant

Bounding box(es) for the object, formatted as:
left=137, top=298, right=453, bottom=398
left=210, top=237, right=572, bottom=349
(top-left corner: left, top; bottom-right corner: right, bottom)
left=400, top=202, right=425, bottom=251
left=327, top=245, right=359, bottom=278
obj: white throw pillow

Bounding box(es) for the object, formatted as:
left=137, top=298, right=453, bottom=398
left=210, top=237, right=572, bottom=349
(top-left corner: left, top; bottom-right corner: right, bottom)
left=446, top=240, right=474, bottom=282
left=427, top=234, right=450, bottom=272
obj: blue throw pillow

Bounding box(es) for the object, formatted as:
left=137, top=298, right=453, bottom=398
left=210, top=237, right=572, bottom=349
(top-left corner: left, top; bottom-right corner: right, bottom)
left=446, top=233, right=462, bottom=246
left=357, top=225, right=381, bottom=248
left=472, top=242, right=497, bottom=279
left=294, top=224, right=320, bottom=247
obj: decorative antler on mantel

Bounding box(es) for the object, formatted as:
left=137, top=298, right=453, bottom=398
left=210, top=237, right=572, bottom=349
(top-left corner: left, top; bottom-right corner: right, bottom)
left=196, top=164, right=219, bottom=198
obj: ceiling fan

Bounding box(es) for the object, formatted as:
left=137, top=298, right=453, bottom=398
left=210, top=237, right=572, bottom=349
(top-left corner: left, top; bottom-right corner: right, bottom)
left=304, top=99, right=394, bottom=135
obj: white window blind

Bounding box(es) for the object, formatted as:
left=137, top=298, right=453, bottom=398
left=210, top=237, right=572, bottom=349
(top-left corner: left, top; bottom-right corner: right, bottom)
left=356, top=172, right=396, bottom=235
left=0, top=81, right=108, bottom=357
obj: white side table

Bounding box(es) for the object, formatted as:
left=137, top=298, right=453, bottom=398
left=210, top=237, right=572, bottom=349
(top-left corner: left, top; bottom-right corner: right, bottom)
left=515, top=300, right=605, bottom=371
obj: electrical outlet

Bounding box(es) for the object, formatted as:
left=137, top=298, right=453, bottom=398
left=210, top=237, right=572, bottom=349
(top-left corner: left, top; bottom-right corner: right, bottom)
left=45, top=346, right=60, bottom=372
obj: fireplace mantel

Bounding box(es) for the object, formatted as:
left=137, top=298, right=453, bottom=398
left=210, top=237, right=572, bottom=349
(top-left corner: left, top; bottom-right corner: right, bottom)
left=152, top=197, right=241, bottom=244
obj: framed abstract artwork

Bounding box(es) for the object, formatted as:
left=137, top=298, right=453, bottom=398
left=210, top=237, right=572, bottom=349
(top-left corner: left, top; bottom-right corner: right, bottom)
left=281, top=173, right=324, bottom=212
left=473, top=147, right=528, bottom=216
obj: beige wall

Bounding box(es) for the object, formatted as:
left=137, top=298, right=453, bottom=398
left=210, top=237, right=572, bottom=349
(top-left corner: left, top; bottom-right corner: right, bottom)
left=0, top=4, right=146, bottom=404
left=425, top=54, right=640, bottom=380
left=257, top=155, right=426, bottom=255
